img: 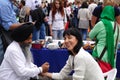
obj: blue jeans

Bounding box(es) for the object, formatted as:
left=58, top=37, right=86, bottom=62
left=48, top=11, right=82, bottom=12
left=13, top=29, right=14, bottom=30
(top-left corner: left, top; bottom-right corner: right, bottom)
left=52, top=29, right=64, bottom=40
left=80, top=29, right=88, bottom=40
left=0, top=35, right=4, bottom=65
left=72, top=17, right=79, bottom=28
left=32, top=26, right=39, bottom=41
left=39, top=23, right=46, bottom=39
left=32, top=23, right=46, bottom=41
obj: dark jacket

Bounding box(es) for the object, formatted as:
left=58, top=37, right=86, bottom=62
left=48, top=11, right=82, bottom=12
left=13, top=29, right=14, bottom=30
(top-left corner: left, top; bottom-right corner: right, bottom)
left=30, top=7, right=45, bottom=30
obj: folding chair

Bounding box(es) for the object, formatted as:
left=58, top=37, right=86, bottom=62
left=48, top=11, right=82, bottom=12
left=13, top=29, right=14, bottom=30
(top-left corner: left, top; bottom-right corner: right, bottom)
left=103, top=68, right=117, bottom=80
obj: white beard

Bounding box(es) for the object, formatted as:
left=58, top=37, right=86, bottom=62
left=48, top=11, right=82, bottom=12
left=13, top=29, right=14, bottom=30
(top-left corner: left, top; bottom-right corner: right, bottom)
left=21, top=44, right=33, bottom=63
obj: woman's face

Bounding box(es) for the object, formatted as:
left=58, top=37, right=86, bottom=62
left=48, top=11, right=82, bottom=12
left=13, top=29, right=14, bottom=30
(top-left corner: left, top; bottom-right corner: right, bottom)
left=64, top=35, right=78, bottom=51
left=55, top=0, right=60, bottom=9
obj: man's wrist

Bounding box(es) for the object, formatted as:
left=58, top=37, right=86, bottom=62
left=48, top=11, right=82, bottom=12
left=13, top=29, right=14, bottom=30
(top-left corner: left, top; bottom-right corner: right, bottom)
left=39, top=67, right=43, bottom=73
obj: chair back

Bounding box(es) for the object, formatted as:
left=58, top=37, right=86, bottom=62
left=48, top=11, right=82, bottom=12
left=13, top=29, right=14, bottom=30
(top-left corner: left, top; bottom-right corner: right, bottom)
left=103, top=68, right=117, bottom=80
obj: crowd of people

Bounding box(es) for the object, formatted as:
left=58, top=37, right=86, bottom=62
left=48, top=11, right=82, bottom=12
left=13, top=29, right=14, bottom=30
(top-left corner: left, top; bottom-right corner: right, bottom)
left=0, top=0, right=120, bottom=80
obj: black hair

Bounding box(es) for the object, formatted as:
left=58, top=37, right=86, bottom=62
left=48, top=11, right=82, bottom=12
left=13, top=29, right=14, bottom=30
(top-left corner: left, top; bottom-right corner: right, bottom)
left=21, top=0, right=25, bottom=6
left=81, top=1, right=88, bottom=8
left=63, top=28, right=83, bottom=55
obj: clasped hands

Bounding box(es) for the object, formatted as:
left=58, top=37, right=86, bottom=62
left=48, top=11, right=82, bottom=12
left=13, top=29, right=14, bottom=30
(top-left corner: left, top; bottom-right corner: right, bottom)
left=40, top=62, right=50, bottom=73
left=39, top=62, right=52, bottom=78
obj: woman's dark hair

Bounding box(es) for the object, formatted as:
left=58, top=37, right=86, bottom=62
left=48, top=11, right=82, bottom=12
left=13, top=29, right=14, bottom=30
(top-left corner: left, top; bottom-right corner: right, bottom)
left=63, top=28, right=83, bottom=55
left=81, top=1, right=88, bottom=8
left=21, top=0, right=25, bottom=6
left=52, top=0, right=64, bottom=20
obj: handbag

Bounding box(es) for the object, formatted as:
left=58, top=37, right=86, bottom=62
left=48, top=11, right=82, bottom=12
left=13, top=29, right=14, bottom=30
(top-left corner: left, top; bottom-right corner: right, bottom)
left=0, top=25, right=13, bottom=52
left=96, top=46, right=112, bottom=73
left=97, top=59, right=112, bottom=73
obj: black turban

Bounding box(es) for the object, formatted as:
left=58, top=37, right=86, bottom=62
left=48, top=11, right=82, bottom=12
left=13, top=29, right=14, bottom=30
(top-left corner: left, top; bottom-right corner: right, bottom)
left=11, top=23, right=33, bottom=42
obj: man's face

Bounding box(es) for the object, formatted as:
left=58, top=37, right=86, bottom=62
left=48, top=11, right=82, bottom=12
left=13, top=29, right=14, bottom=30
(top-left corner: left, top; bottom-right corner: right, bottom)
left=21, top=34, right=33, bottom=47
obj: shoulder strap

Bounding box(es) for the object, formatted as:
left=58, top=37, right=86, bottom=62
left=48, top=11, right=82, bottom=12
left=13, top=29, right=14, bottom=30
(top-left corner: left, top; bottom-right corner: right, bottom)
left=98, top=22, right=116, bottom=60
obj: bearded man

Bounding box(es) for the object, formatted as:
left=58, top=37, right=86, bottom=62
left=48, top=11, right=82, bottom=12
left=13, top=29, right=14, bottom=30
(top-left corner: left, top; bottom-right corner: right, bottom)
left=0, top=23, right=49, bottom=80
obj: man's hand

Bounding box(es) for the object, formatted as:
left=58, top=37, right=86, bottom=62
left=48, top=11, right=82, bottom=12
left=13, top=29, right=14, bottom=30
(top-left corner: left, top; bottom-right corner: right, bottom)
left=41, top=62, right=50, bottom=73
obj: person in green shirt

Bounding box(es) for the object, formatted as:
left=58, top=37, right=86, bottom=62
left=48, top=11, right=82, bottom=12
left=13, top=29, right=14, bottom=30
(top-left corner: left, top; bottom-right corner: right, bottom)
left=89, top=5, right=120, bottom=72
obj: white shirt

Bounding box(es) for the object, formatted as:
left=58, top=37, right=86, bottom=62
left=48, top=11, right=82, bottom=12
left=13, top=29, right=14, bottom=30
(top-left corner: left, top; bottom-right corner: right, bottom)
left=52, top=47, right=104, bottom=80
left=48, top=10, right=67, bottom=30
left=65, top=6, right=71, bottom=16
left=77, top=8, right=90, bottom=21
left=0, top=41, right=42, bottom=80
left=25, top=0, right=41, bottom=10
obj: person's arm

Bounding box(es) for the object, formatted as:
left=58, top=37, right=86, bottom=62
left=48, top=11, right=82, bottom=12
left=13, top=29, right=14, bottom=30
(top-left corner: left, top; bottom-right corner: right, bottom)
left=0, top=3, right=20, bottom=30
left=9, top=23, right=24, bottom=30
left=91, top=6, right=102, bottom=28
left=42, top=72, right=52, bottom=78
left=10, top=21, right=36, bottom=30
left=116, top=15, right=120, bottom=25
left=49, top=24, right=53, bottom=36
left=48, top=11, right=53, bottom=36
left=0, top=2, right=26, bottom=31
left=91, top=15, right=97, bottom=27
left=64, top=15, right=67, bottom=30
left=42, top=56, right=72, bottom=79
left=25, top=6, right=31, bottom=15
left=8, top=48, right=49, bottom=77
left=114, top=7, right=120, bottom=25
left=72, top=54, right=86, bottom=80
left=64, top=8, right=67, bottom=29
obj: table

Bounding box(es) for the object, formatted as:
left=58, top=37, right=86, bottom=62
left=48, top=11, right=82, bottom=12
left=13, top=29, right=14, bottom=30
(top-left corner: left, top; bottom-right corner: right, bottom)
left=31, top=48, right=69, bottom=72
left=31, top=48, right=120, bottom=78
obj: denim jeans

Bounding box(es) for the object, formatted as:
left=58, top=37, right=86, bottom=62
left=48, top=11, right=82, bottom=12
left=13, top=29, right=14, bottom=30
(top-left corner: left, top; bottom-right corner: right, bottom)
left=72, top=17, right=79, bottom=28
left=39, top=23, right=46, bottom=39
left=32, top=26, right=39, bottom=41
left=0, top=35, right=4, bottom=65
left=80, top=29, right=88, bottom=40
left=32, top=23, right=46, bottom=41
left=52, top=29, right=64, bottom=40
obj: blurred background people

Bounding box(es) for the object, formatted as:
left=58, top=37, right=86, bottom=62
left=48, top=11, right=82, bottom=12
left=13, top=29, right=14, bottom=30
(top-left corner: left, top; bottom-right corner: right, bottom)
left=0, top=0, right=24, bottom=65
left=48, top=0, right=67, bottom=40
left=64, top=0, right=73, bottom=29
left=25, top=0, right=47, bottom=40
left=91, top=0, right=120, bottom=27
left=42, top=28, right=104, bottom=80
left=0, top=23, right=49, bottom=80
left=19, top=0, right=28, bottom=23
left=71, top=0, right=81, bottom=28
left=88, top=0, right=97, bottom=29
left=77, top=1, right=90, bottom=40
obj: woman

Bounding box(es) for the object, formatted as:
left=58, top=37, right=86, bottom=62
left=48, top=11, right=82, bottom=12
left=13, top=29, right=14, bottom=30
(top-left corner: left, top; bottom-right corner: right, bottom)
left=48, top=0, right=67, bottom=40
left=89, top=6, right=120, bottom=72
left=77, top=1, right=90, bottom=40
left=43, top=28, right=104, bottom=80
left=19, top=0, right=27, bottom=23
